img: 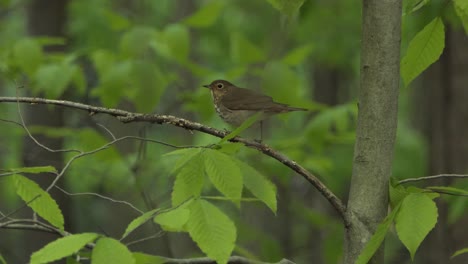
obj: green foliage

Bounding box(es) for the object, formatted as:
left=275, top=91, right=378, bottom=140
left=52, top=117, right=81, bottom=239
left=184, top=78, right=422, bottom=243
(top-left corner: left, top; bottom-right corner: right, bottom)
left=230, top=33, right=266, bottom=65
left=401, top=17, right=445, bottom=87
left=171, top=150, right=205, bottom=206
left=12, top=38, right=43, bottom=75
left=266, top=0, right=305, bottom=17
left=186, top=199, right=236, bottom=264
left=30, top=233, right=98, bottom=264
left=236, top=159, right=277, bottom=213
left=395, top=193, right=438, bottom=260
left=154, top=206, right=190, bottom=232
left=132, top=252, right=165, bottom=264
left=452, top=247, right=468, bottom=258
left=6, top=166, right=57, bottom=174
left=218, top=112, right=262, bottom=143
left=183, top=1, right=225, bottom=28
left=453, top=0, right=468, bottom=34
left=92, top=237, right=134, bottom=264
left=122, top=208, right=160, bottom=239
left=14, top=175, right=64, bottom=230
left=356, top=202, right=402, bottom=264
left=0, top=254, right=5, bottom=264
left=203, top=149, right=243, bottom=206
left=427, top=186, right=468, bottom=196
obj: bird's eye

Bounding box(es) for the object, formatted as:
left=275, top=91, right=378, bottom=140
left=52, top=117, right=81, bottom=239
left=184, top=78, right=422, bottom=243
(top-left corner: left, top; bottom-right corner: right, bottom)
left=216, top=83, right=224, bottom=89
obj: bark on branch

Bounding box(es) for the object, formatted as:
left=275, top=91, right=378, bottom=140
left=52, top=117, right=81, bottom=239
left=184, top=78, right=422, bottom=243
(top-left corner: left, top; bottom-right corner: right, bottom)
left=0, top=96, right=348, bottom=225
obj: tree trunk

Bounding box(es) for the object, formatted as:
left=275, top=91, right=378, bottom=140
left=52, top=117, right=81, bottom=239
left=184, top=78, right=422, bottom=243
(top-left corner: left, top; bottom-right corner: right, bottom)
left=344, top=0, right=402, bottom=263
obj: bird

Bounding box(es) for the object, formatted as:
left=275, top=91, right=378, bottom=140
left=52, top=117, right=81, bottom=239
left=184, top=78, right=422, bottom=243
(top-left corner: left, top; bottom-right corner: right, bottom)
left=203, top=79, right=307, bottom=139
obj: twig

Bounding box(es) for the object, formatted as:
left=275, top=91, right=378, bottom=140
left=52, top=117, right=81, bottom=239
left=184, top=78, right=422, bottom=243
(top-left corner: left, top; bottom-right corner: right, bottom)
left=125, top=231, right=165, bottom=247
left=398, top=174, right=468, bottom=184
left=0, top=96, right=348, bottom=225
left=55, top=186, right=144, bottom=214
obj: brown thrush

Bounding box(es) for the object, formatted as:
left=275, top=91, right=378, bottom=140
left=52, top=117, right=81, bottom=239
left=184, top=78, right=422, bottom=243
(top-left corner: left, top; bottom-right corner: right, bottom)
left=203, top=79, right=307, bottom=127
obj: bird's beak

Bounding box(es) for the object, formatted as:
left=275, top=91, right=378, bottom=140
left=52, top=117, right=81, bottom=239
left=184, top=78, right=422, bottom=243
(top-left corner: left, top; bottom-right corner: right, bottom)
left=203, top=84, right=210, bottom=89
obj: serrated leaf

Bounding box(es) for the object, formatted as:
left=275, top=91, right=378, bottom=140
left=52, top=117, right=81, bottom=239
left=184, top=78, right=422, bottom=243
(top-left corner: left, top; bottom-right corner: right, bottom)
left=203, top=149, right=243, bottom=205
left=165, top=148, right=202, bottom=175
left=401, top=17, right=445, bottom=87
left=186, top=200, right=236, bottom=264
left=236, top=160, right=277, bottom=213
left=356, top=203, right=402, bottom=264
left=154, top=207, right=190, bottom=232
left=30, top=233, right=98, bottom=264
left=132, top=252, right=166, bottom=264
left=183, top=1, right=224, bottom=28
left=172, top=153, right=205, bottom=206
left=395, top=193, right=438, bottom=260
left=122, top=208, right=160, bottom=239
left=92, top=238, right=134, bottom=264
left=14, top=175, right=64, bottom=229
left=452, top=247, right=468, bottom=258
left=8, top=166, right=57, bottom=174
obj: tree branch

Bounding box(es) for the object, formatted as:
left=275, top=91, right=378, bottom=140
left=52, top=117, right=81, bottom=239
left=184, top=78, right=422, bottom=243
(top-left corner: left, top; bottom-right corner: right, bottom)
left=398, top=174, right=468, bottom=184
left=0, top=96, right=348, bottom=225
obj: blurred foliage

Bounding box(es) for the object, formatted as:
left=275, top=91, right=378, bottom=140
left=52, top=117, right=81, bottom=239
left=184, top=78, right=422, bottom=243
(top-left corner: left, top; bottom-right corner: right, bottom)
left=0, top=0, right=466, bottom=263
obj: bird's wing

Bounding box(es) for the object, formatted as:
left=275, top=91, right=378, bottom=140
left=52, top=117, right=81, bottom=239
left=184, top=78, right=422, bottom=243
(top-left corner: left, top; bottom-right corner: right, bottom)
left=221, top=88, right=280, bottom=110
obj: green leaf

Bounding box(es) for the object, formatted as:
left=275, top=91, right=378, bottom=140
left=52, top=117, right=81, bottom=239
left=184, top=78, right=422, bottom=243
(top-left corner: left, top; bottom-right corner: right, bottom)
left=395, top=193, right=438, bottom=260
left=14, top=175, right=64, bottom=229
left=454, top=0, right=468, bottom=34
left=122, top=208, right=160, bottom=239
left=92, top=61, right=132, bottom=107
left=282, top=44, right=314, bottom=66
left=218, top=112, right=262, bottom=144
left=186, top=200, right=236, bottom=264
left=8, top=166, right=57, bottom=174
left=92, top=237, right=135, bottom=264
left=164, top=24, right=190, bottom=62
left=452, top=247, right=468, bottom=258
left=401, top=17, right=445, bottom=87
left=0, top=254, right=6, bottom=264
left=403, top=0, right=429, bottom=15
left=172, top=152, right=205, bottom=206
left=183, top=1, right=224, bottom=28
left=230, top=33, right=265, bottom=65
left=266, top=0, right=305, bottom=17
left=120, top=26, right=157, bottom=58
left=389, top=177, right=407, bottom=208
left=427, top=186, right=468, bottom=196
left=34, top=62, right=78, bottom=98
left=356, top=202, right=402, bottom=264
left=13, top=38, right=43, bottom=75
left=154, top=207, right=190, bottom=232
left=203, top=149, right=243, bottom=205
left=30, top=233, right=98, bottom=264
left=129, top=61, right=167, bottom=112
left=133, top=252, right=166, bottom=264
left=165, top=148, right=202, bottom=173
left=236, top=159, right=277, bottom=213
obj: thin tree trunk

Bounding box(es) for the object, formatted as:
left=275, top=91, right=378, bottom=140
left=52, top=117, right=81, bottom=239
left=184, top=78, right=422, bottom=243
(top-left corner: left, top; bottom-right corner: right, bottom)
left=344, top=0, right=402, bottom=263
